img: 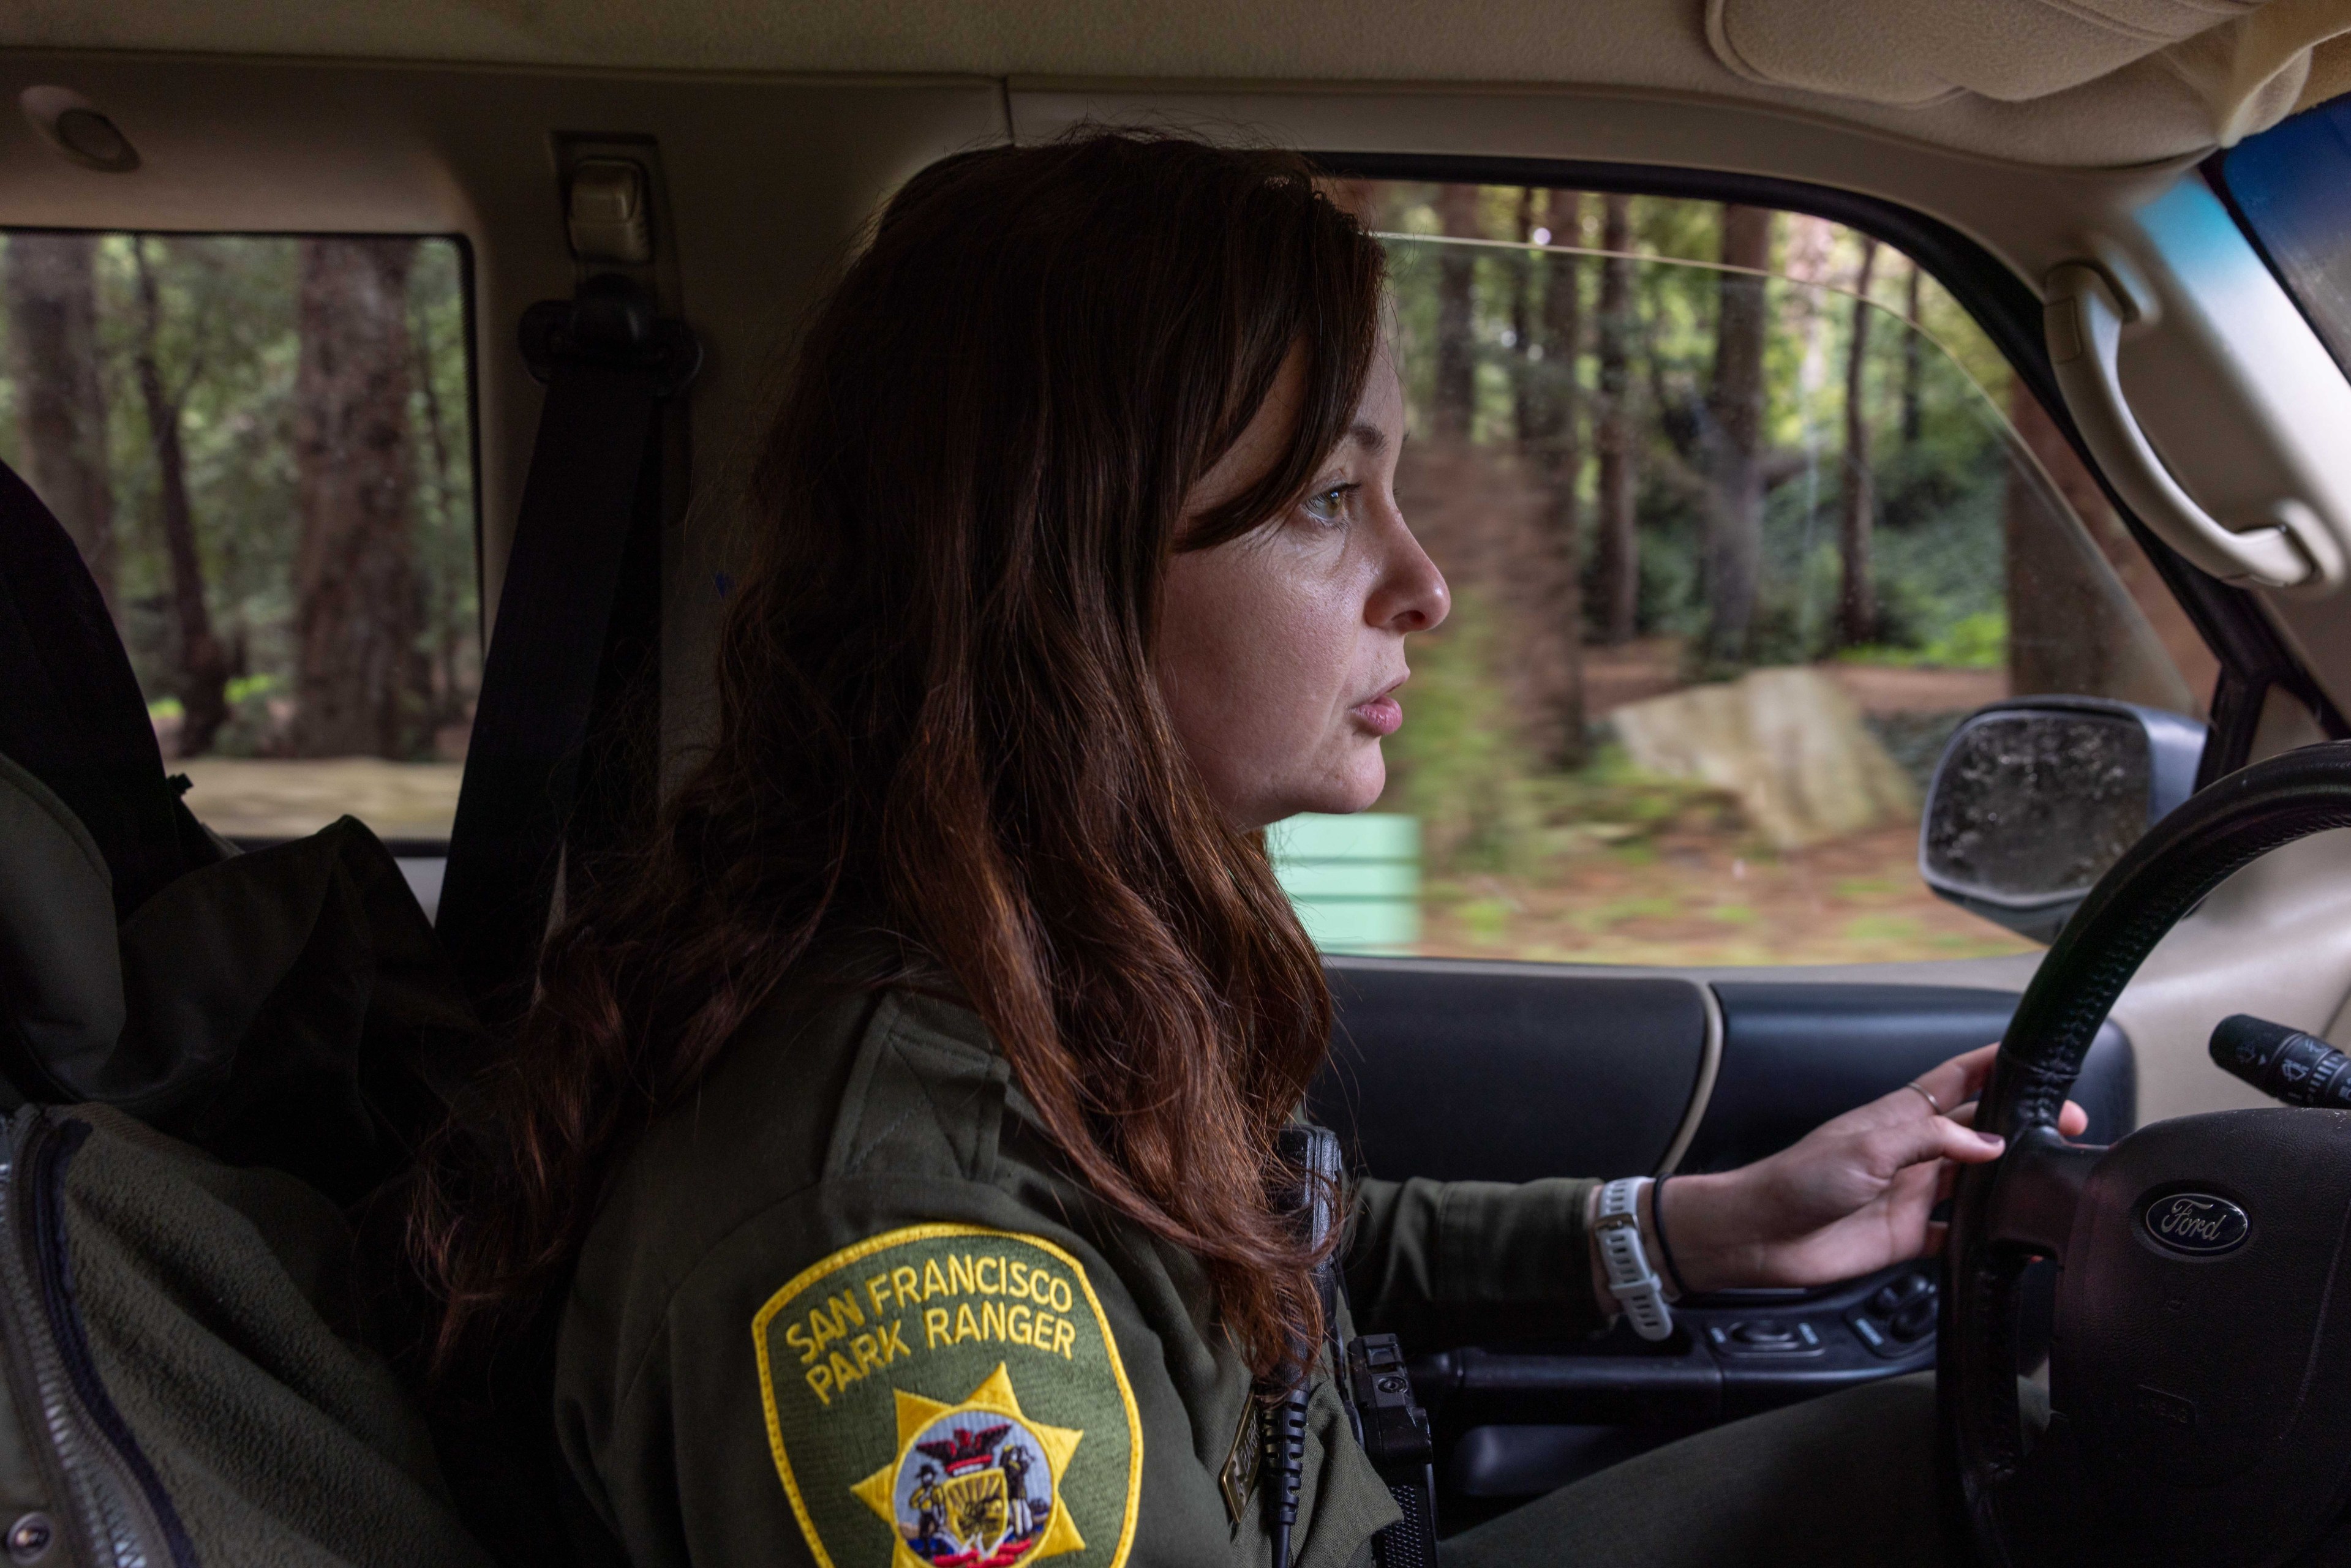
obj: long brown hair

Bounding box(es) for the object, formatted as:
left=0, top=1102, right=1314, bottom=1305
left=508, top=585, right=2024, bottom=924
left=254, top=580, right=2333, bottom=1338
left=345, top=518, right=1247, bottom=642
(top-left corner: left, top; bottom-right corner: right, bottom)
left=409, top=132, right=1386, bottom=1384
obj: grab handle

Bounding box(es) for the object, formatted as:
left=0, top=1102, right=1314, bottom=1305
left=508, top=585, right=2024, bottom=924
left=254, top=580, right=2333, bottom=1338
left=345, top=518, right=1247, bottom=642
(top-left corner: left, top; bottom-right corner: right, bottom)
left=2045, top=261, right=2327, bottom=591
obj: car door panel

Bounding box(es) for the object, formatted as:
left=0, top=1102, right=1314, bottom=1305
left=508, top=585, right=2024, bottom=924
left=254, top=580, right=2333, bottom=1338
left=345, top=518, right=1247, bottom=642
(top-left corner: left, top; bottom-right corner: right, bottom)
left=1317, top=961, right=2136, bottom=1187
left=1313, top=959, right=2131, bottom=1513
left=1314, top=963, right=1711, bottom=1182
left=1686, top=982, right=2135, bottom=1171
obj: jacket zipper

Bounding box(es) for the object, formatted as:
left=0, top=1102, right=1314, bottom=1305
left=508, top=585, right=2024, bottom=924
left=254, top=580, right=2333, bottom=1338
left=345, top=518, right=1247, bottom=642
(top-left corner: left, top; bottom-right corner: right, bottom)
left=0, top=1108, right=197, bottom=1567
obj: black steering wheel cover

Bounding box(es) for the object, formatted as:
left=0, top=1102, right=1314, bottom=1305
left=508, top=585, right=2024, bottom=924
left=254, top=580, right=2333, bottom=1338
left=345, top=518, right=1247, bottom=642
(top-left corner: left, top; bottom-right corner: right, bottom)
left=1942, top=740, right=2351, bottom=1563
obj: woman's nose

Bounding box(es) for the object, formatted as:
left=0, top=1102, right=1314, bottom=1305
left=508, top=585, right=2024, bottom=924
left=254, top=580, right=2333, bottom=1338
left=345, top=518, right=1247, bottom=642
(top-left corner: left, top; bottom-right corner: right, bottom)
left=1370, top=514, right=1450, bottom=634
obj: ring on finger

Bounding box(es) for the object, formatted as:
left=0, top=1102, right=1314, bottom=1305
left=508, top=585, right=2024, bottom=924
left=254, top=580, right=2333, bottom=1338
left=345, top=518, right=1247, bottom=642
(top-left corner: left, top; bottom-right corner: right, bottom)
left=1902, top=1079, right=1944, bottom=1117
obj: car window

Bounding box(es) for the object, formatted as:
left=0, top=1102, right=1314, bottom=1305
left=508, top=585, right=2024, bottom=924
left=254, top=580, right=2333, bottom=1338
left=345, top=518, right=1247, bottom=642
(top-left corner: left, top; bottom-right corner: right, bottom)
left=2214, top=96, right=2351, bottom=378
left=0, top=230, right=476, bottom=848
left=1269, top=182, right=2215, bottom=964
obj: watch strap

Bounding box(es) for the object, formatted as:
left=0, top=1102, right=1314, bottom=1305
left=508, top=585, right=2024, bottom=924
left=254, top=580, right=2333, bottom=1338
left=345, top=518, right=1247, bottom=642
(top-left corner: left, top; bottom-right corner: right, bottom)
left=1596, top=1177, right=1673, bottom=1341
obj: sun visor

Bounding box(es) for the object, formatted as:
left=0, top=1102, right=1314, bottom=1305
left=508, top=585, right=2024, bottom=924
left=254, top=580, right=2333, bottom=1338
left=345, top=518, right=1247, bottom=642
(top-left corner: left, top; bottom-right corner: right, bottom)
left=1707, top=0, right=2351, bottom=146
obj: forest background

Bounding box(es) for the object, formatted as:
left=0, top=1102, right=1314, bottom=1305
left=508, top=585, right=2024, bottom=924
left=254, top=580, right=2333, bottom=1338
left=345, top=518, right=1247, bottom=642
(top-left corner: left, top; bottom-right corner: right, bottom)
left=1322, top=181, right=2212, bottom=962
left=0, top=200, right=2211, bottom=962
left=0, top=232, right=475, bottom=770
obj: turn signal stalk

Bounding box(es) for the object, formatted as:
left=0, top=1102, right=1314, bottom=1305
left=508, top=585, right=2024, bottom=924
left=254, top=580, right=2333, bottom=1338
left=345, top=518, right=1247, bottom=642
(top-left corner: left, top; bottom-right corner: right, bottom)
left=2210, top=1013, right=2351, bottom=1109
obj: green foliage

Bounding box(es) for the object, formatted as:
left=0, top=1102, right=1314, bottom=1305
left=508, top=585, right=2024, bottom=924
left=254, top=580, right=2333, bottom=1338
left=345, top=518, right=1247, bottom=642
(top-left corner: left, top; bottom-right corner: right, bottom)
left=1388, top=594, right=1747, bottom=880
left=1381, top=590, right=1538, bottom=871
left=1387, top=587, right=1751, bottom=878
left=1839, top=609, right=2007, bottom=670
left=1522, top=745, right=1744, bottom=857
left=1458, top=897, right=1512, bottom=943
left=93, top=235, right=304, bottom=707
left=1633, top=280, right=2010, bottom=670
left=1932, top=611, right=2007, bottom=667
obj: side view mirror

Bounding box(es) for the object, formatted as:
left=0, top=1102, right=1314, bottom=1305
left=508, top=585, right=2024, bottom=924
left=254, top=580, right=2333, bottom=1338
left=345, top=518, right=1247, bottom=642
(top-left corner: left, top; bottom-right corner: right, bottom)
left=1920, top=697, right=2208, bottom=943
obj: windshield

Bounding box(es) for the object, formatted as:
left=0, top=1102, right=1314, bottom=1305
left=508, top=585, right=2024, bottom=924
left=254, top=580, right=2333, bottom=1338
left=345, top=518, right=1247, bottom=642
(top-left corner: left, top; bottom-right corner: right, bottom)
left=2216, top=94, right=2351, bottom=379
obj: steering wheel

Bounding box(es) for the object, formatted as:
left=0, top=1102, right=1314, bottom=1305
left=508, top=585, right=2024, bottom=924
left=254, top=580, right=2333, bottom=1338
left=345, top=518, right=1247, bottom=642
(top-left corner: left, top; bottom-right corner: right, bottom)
left=1943, top=740, right=2351, bottom=1566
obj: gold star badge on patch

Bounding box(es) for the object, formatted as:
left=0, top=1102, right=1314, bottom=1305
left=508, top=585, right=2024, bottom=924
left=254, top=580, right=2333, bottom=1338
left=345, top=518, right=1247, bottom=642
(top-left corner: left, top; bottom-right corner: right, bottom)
left=851, top=1364, right=1086, bottom=1568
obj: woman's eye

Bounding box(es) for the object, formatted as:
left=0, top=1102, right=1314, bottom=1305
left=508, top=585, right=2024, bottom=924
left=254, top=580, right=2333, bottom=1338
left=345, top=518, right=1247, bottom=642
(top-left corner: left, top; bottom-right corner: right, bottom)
left=1301, top=484, right=1355, bottom=525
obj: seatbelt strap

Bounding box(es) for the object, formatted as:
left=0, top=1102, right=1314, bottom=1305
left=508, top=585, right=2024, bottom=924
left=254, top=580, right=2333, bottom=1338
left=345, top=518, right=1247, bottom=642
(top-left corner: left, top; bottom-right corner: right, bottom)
left=435, top=276, right=698, bottom=1019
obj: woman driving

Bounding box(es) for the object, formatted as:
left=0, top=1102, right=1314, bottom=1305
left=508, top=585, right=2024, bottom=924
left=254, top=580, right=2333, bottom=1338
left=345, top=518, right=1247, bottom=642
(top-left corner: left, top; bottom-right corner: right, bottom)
left=412, top=131, right=2080, bottom=1568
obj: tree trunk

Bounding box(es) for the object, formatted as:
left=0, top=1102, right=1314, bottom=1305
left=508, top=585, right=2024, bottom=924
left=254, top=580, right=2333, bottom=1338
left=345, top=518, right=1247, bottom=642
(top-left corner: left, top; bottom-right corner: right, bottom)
left=6, top=234, right=117, bottom=613
left=1528, top=193, right=1584, bottom=482
left=1593, top=193, right=1639, bottom=645
left=1702, top=204, right=1772, bottom=662
left=1901, top=259, right=1924, bottom=449
left=131, top=239, right=231, bottom=757
left=1510, top=189, right=1537, bottom=445
left=1527, top=191, right=1587, bottom=764
left=291, top=237, right=422, bottom=759
left=410, top=313, right=465, bottom=724
left=1838, top=238, right=1881, bottom=647
left=2002, top=377, right=2219, bottom=706
left=1432, top=183, right=1481, bottom=440
left=2004, top=380, right=2127, bottom=699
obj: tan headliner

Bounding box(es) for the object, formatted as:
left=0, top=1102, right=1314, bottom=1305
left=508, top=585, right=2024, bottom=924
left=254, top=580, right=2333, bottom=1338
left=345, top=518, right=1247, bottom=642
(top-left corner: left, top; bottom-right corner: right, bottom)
left=7, top=0, right=2350, bottom=168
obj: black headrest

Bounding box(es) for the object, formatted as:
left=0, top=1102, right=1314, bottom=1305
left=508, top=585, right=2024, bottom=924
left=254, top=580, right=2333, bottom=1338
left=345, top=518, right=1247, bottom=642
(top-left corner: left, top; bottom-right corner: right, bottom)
left=0, top=459, right=206, bottom=917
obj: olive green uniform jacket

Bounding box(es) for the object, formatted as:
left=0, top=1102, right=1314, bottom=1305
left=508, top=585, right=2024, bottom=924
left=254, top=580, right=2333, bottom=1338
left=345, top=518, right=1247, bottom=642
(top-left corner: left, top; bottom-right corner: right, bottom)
left=556, top=987, right=1604, bottom=1568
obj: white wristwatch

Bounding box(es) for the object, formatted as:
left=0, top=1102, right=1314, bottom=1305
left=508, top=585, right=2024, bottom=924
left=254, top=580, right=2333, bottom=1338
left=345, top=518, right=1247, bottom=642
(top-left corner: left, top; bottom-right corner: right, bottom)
left=1595, top=1177, right=1674, bottom=1341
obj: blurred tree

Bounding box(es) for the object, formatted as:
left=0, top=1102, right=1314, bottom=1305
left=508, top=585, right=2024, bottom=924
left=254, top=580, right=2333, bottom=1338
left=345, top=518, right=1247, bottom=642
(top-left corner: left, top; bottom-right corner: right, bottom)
left=1838, top=237, right=1881, bottom=645
left=6, top=234, right=117, bottom=613
left=149, top=237, right=304, bottom=747
left=1702, top=204, right=1772, bottom=661
left=409, top=283, right=464, bottom=727
left=1519, top=190, right=1587, bottom=763
left=404, top=240, right=483, bottom=741
left=131, top=238, right=231, bottom=756
left=2001, top=380, right=2203, bottom=710
left=1432, top=184, right=1480, bottom=438
left=291, top=238, right=422, bottom=758
left=1901, top=258, right=1924, bottom=450
left=1593, top=193, right=1638, bottom=643
left=1510, top=189, right=1538, bottom=441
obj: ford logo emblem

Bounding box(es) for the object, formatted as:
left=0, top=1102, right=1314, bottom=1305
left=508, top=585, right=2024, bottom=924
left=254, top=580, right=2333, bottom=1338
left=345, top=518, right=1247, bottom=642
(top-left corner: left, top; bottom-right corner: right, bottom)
left=2142, top=1192, right=2249, bottom=1256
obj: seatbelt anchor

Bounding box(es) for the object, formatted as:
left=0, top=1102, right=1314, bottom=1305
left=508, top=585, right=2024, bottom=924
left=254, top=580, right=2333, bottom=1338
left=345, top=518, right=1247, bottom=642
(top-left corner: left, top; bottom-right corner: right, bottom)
left=518, top=274, right=701, bottom=398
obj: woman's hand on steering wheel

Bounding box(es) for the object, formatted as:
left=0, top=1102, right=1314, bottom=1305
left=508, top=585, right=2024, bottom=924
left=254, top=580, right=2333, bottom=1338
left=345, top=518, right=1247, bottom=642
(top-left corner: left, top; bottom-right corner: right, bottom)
left=1655, top=1044, right=2091, bottom=1295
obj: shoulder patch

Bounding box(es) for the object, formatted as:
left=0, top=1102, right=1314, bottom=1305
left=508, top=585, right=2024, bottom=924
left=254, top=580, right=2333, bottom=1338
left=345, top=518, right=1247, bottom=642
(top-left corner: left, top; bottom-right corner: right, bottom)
left=753, top=1224, right=1142, bottom=1568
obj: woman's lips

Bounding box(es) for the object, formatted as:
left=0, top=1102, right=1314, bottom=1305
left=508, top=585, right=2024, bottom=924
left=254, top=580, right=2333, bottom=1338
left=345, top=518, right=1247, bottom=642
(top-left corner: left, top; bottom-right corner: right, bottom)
left=1352, top=692, right=1404, bottom=737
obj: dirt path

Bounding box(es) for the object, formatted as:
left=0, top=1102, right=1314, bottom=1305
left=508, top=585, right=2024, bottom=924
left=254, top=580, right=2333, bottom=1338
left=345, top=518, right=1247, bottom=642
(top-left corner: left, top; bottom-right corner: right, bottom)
left=1419, top=822, right=2035, bottom=967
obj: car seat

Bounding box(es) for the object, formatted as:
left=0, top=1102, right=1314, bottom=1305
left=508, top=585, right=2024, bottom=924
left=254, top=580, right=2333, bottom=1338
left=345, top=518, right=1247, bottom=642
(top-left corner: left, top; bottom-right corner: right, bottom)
left=0, top=459, right=500, bottom=1567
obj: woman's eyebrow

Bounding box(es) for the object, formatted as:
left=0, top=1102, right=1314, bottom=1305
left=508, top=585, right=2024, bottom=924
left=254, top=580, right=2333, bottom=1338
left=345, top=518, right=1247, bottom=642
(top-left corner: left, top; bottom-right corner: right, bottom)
left=1347, top=421, right=1388, bottom=453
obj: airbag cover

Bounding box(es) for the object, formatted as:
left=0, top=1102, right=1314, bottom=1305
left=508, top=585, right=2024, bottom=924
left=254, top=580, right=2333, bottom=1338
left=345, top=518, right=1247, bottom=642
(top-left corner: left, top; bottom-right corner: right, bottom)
left=2055, top=1108, right=2351, bottom=1558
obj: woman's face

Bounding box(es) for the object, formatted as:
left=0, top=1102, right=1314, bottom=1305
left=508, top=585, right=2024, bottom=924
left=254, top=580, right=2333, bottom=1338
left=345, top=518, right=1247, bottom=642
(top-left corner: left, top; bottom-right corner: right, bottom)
left=1158, top=343, right=1450, bottom=831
